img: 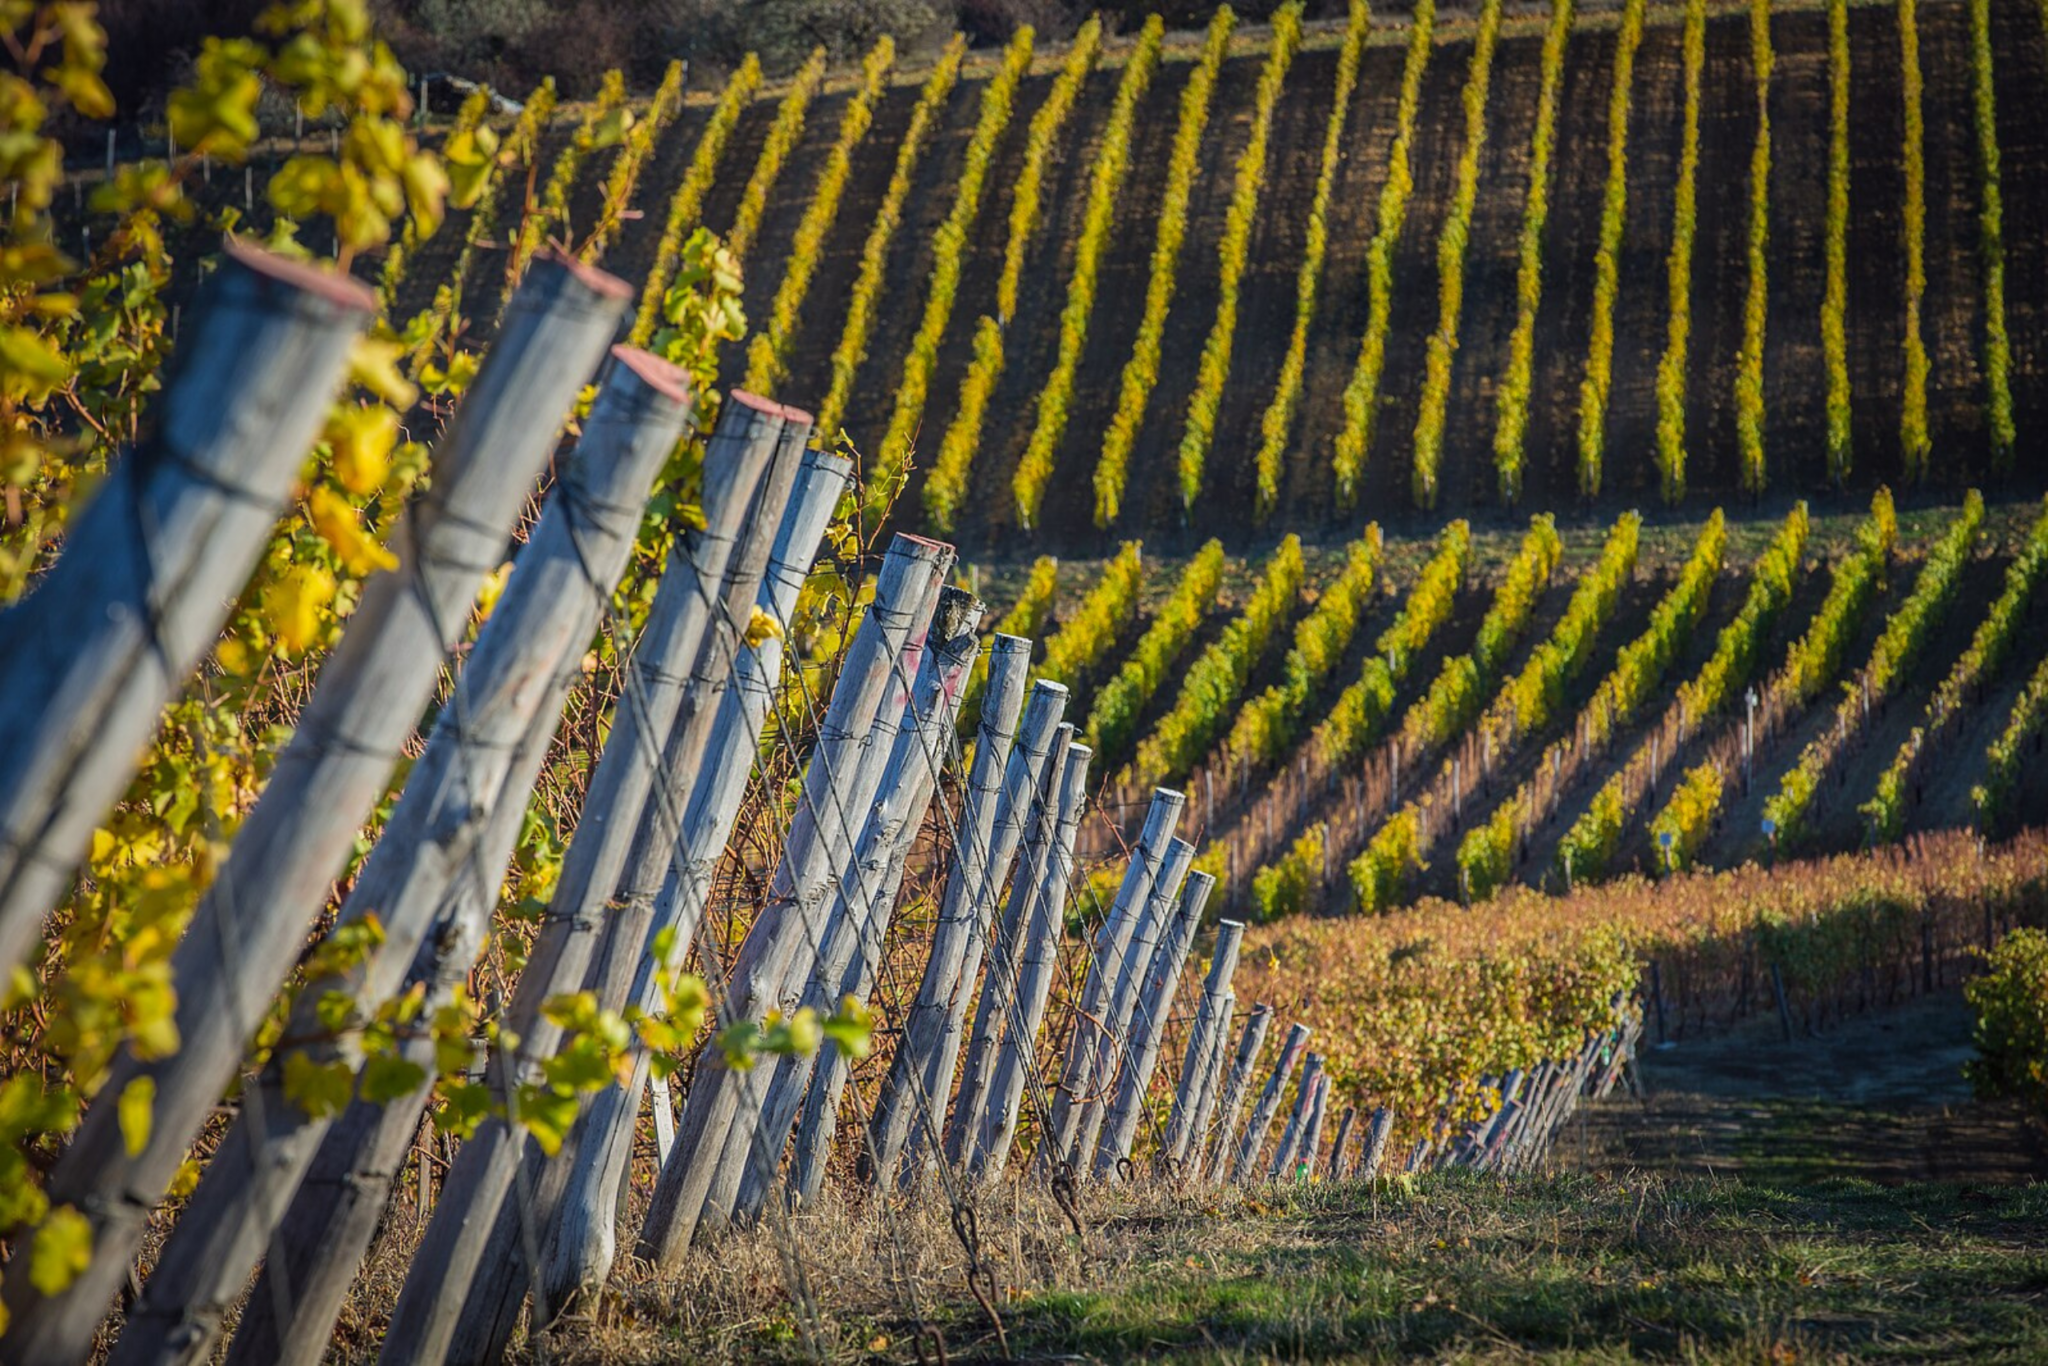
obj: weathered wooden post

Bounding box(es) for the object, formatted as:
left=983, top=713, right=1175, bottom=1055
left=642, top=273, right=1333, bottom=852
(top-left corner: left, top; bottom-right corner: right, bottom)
left=635, top=535, right=955, bottom=1268
left=1326, top=1105, right=1358, bottom=1178
left=1096, top=869, right=1213, bottom=1174
left=111, top=347, right=697, bottom=1366
left=942, top=710, right=1075, bottom=1171
left=1298, top=1074, right=1331, bottom=1179
left=1202, top=1003, right=1272, bottom=1184
left=1268, top=1051, right=1323, bottom=1180
left=967, top=739, right=1092, bottom=1179
left=0, top=245, right=371, bottom=984
left=1231, top=1021, right=1310, bottom=1184
left=441, top=410, right=822, bottom=1361
left=873, top=663, right=1058, bottom=1185
left=1077, top=837, right=1195, bottom=1167
left=741, top=589, right=986, bottom=1217
left=0, top=252, right=628, bottom=1364
left=1358, top=1107, right=1396, bottom=1179
left=1043, top=789, right=1185, bottom=1171
left=1182, top=992, right=1237, bottom=1182
left=379, top=420, right=863, bottom=1366
left=677, top=562, right=958, bottom=1247
left=532, top=443, right=849, bottom=1327
left=1160, top=920, right=1246, bottom=1169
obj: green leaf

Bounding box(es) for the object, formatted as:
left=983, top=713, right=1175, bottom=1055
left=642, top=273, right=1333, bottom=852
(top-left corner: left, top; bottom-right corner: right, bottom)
left=282, top=1051, right=354, bottom=1120
left=822, top=996, right=874, bottom=1061
left=512, top=1084, right=579, bottom=1156
left=359, top=1052, right=428, bottom=1104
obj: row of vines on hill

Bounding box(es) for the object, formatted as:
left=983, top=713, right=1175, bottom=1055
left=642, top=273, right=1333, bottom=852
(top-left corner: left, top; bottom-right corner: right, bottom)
left=1176, top=3, right=1302, bottom=511
left=582, top=59, right=687, bottom=262
left=1968, top=0, right=2015, bottom=471
left=1089, top=541, right=1227, bottom=763
left=743, top=40, right=894, bottom=395
left=1254, top=0, right=1370, bottom=518
left=813, top=39, right=963, bottom=435
left=926, top=20, right=1102, bottom=531
left=1559, top=502, right=1808, bottom=880
left=1331, top=0, right=1435, bottom=507
left=1763, top=492, right=1982, bottom=845
left=1461, top=512, right=1726, bottom=898
left=1013, top=20, right=1163, bottom=529
left=1652, top=0, right=1706, bottom=504
left=1576, top=0, right=1646, bottom=496
left=867, top=28, right=1034, bottom=516
left=1736, top=0, right=1771, bottom=493
left=1651, top=491, right=1895, bottom=869
left=1823, top=0, right=1851, bottom=481
left=1899, top=0, right=1930, bottom=480
left=1408, top=0, right=1502, bottom=511
left=1868, top=497, right=2048, bottom=840
left=1091, top=8, right=1232, bottom=528
left=1125, top=535, right=1304, bottom=790
left=1492, top=0, right=1572, bottom=504
left=629, top=59, right=761, bottom=345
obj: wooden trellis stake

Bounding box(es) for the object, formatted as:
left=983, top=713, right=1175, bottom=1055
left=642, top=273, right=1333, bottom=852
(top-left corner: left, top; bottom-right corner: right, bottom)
left=1096, top=870, right=1213, bottom=1173
left=635, top=535, right=954, bottom=1268
left=0, top=245, right=370, bottom=984
left=967, top=739, right=1093, bottom=1179
left=1161, top=919, right=1246, bottom=1168
left=1, top=252, right=626, bottom=1365
left=1230, top=1021, right=1310, bottom=1184
left=115, top=347, right=695, bottom=1366
left=1202, top=1003, right=1272, bottom=1184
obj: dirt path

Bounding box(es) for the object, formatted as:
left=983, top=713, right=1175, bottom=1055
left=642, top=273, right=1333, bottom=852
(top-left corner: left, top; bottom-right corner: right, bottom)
left=1566, top=989, right=2048, bottom=1185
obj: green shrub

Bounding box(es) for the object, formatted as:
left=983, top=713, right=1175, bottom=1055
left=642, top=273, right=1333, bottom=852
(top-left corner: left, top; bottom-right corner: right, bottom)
left=1965, top=928, right=2048, bottom=1117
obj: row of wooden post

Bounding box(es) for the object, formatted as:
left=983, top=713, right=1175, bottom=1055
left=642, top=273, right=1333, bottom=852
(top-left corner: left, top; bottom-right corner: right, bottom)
left=0, top=244, right=1638, bottom=1366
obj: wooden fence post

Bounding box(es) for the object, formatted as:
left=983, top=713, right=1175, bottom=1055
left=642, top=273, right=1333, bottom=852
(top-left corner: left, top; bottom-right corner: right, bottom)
left=230, top=393, right=805, bottom=1366
left=1202, top=1003, right=1272, bottom=1184
left=111, top=346, right=695, bottom=1366
left=379, top=421, right=872, bottom=1366
left=1326, top=1105, right=1357, bottom=1179
left=947, top=729, right=1075, bottom=1171
left=441, top=407, right=821, bottom=1361
left=0, top=251, right=628, bottom=1364
left=740, top=589, right=986, bottom=1217
left=1231, top=1022, right=1310, bottom=1184
left=1182, top=992, right=1237, bottom=1183
left=634, top=534, right=954, bottom=1269
left=869, top=658, right=1053, bottom=1186
left=528, top=445, right=851, bottom=1329
left=1043, top=789, right=1185, bottom=1171
left=1298, top=1075, right=1331, bottom=1180
left=0, top=245, right=370, bottom=984
left=1161, top=920, right=1245, bottom=1169
left=1096, top=870, right=1213, bottom=1174
left=966, top=740, right=1092, bottom=1179
left=1077, top=837, right=1195, bottom=1167
left=680, top=556, right=958, bottom=1246
left=1268, top=1051, right=1323, bottom=1180
left=1358, top=1107, right=1396, bottom=1179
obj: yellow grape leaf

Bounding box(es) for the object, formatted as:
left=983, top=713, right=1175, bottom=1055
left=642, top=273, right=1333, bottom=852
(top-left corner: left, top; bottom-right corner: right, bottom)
left=263, top=564, right=337, bottom=655
left=743, top=606, right=782, bottom=649
left=347, top=335, right=419, bottom=410
left=308, top=487, right=397, bottom=577
left=117, top=1076, right=154, bottom=1158
left=473, top=562, right=512, bottom=622
left=30, top=1206, right=92, bottom=1296
left=328, top=404, right=399, bottom=494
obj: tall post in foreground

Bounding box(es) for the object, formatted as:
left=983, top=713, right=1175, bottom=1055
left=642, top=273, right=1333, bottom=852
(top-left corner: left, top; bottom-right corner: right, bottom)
left=0, top=252, right=627, bottom=1365
left=0, top=245, right=371, bottom=984
left=113, top=347, right=695, bottom=1366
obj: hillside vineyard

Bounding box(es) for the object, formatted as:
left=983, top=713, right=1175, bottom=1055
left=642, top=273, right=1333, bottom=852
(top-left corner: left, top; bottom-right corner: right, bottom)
left=379, top=0, right=2047, bottom=555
